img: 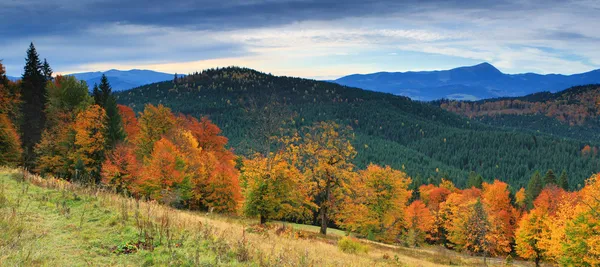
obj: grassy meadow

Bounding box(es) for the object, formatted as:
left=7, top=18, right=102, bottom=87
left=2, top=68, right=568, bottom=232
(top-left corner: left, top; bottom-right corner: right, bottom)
left=0, top=168, right=539, bottom=266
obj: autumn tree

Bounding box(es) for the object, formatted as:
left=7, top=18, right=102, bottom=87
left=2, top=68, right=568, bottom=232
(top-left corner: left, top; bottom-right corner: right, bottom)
left=294, top=121, right=356, bottom=235
left=337, top=164, right=412, bottom=242
left=136, top=104, right=176, bottom=158
left=0, top=114, right=22, bottom=166
left=242, top=152, right=312, bottom=224
left=71, top=105, right=107, bottom=183
left=102, top=143, right=139, bottom=193
left=465, top=199, right=490, bottom=262
left=137, top=138, right=187, bottom=202
left=0, top=61, right=22, bottom=125
left=405, top=200, right=434, bottom=247
left=419, top=182, right=453, bottom=243
left=177, top=115, right=242, bottom=212
left=558, top=174, right=600, bottom=266
left=36, top=76, right=92, bottom=178
left=515, top=211, right=546, bottom=267
left=515, top=187, right=527, bottom=210
left=441, top=187, right=482, bottom=251
left=117, top=104, right=140, bottom=141
left=481, top=180, right=517, bottom=255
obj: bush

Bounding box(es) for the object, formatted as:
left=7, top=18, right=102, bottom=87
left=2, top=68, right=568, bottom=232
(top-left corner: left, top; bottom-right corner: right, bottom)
left=337, top=237, right=369, bottom=254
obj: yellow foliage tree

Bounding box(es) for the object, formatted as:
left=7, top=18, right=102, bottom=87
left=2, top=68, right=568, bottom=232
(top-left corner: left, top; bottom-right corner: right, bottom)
left=337, top=164, right=412, bottom=242
left=71, top=104, right=107, bottom=182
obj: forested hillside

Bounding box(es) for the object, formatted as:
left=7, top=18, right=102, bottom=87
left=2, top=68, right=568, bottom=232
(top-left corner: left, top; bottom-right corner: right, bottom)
left=115, top=67, right=600, bottom=189
left=437, top=84, right=600, bottom=141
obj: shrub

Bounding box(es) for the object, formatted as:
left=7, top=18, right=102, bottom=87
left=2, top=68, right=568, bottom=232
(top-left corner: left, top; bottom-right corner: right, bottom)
left=337, top=237, right=369, bottom=254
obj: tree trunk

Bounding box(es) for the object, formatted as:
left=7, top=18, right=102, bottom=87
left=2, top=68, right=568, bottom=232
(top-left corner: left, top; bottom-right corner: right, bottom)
left=319, top=180, right=331, bottom=235
left=319, top=204, right=328, bottom=235
left=260, top=214, right=267, bottom=225
left=535, top=256, right=540, bottom=267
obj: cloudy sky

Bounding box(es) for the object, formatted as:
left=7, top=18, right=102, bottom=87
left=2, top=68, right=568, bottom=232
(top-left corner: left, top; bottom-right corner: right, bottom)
left=1, top=0, right=599, bottom=79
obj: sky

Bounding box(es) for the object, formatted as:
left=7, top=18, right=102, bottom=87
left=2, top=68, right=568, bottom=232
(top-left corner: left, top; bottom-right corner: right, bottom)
left=1, top=0, right=599, bottom=79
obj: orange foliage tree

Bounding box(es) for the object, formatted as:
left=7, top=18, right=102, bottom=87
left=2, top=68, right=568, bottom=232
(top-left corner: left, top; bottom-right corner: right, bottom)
left=117, top=104, right=139, bottom=141
left=481, top=180, right=517, bottom=256
left=101, top=143, right=139, bottom=194
left=405, top=200, right=434, bottom=246
left=137, top=138, right=187, bottom=202
left=0, top=114, right=22, bottom=166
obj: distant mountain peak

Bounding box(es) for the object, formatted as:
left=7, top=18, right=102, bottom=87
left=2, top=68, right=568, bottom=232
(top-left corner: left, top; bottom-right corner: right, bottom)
left=458, top=62, right=502, bottom=74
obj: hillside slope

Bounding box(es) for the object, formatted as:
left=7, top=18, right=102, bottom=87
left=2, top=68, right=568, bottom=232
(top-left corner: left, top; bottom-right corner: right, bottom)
left=334, top=63, right=600, bottom=101
left=437, top=84, right=600, bottom=141
left=115, top=67, right=600, bottom=189
left=1, top=168, right=515, bottom=266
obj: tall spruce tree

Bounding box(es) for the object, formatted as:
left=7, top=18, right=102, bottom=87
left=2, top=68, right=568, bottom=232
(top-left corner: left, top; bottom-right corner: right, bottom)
left=42, top=59, right=53, bottom=82
left=526, top=171, right=543, bottom=208
left=20, top=42, right=47, bottom=166
left=544, top=169, right=556, bottom=186
left=94, top=75, right=123, bottom=147
left=98, top=74, right=111, bottom=105
left=467, top=171, right=484, bottom=189
left=558, top=170, right=569, bottom=191
left=92, top=83, right=101, bottom=105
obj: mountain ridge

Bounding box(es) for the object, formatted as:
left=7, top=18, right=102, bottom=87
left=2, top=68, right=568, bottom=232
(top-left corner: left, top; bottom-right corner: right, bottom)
left=333, top=63, right=600, bottom=101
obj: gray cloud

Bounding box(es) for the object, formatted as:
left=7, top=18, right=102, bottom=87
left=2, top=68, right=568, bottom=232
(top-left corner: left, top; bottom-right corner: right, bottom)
left=1, top=0, right=599, bottom=76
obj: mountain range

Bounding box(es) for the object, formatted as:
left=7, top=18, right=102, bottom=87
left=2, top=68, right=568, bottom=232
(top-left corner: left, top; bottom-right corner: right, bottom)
left=333, top=63, right=600, bottom=101
left=8, top=69, right=174, bottom=91
left=69, top=69, right=174, bottom=91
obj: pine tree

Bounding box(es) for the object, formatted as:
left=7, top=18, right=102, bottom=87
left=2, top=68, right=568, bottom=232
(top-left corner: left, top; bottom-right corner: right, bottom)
left=94, top=75, right=124, bottom=148
left=20, top=42, right=47, bottom=166
left=544, top=169, right=556, bottom=186
left=104, top=96, right=124, bottom=148
left=526, top=171, right=543, bottom=208
left=467, top=171, right=484, bottom=189
left=92, top=83, right=101, bottom=105
left=98, top=74, right=111, bottom=105
left=558, top=170, right=569, bottom=191
left=42, top=58, right=53, bottom=82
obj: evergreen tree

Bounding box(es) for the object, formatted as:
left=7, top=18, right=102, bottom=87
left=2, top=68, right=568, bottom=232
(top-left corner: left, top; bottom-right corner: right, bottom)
left=467, top=171, right=484, bottom=189
left=526, top=171, right=543, bottom=207
left=558, top=170, right=569, bottom=191
left=544, top=169, right=556, bottom=186
left=0, top=61, right=9, bottom=86
left=42, top=58, right=53, bottom=82
left=20, top=42, right=47, bottom=166
left=93, top=75, right=124, bottom=148
left=104, top=96, right=124, bottom=148
left=98, top=74, right=111, bottom=105
left=92, top=83, right=101, bottom=105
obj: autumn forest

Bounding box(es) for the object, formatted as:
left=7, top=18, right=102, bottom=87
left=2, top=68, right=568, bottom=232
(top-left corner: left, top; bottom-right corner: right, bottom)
left=1, top=43, right=599, bottom=266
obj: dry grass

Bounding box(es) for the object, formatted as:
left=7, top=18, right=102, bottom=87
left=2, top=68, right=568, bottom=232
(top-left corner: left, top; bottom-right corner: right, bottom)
left=0, top=167, right=542, bottom=266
